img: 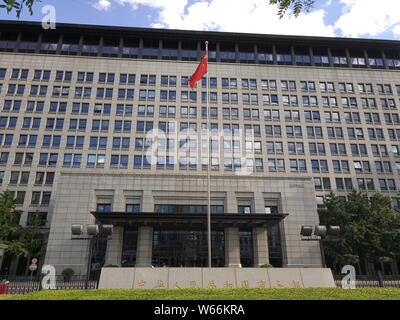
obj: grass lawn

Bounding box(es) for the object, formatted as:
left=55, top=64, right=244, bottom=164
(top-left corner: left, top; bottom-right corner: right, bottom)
left=1, top=288, right=400, bottom=300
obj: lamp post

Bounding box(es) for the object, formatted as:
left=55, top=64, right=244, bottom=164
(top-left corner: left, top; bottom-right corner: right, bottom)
left=71, top=224, right=113, bottom=289
left=300, top=225, right=340, bottom=268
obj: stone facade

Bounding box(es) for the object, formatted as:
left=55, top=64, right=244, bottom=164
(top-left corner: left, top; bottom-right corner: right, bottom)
left=44, top=173, right=321, bottom=275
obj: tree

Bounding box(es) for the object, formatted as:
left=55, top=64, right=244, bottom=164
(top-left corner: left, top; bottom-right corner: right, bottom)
left=0, top=190, right=26, bottom=256
left=0, top=190, right=48, bottom=276
left=319, top=191, right=400, bottom=274
left=20, top=211, right=48, bottom=276
left=0, top=0, right=41, bottom=18
left=269, top=0, right=315, bottom=18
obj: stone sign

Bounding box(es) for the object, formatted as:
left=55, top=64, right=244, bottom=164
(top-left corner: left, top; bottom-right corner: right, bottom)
left=98, top=267, right=336, bottom=289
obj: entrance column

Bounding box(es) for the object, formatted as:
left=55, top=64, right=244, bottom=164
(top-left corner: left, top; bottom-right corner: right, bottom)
left=225, top=227, right=242, bottom=268
left=253, top=226, right=269, bottom=267
left=135, top=226, right=153, bottom=267
left=104, top=226, right=123, bottom=266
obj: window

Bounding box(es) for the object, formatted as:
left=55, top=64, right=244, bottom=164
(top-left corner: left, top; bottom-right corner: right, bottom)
left=52, top=86, right=69, bottom=97
left=77, top=72, right=94, bottom=83
left=377, top=84, right=392, bottom=94
left=97, top=203, right=112, bottom=212
left=286, top=126, right=302, bottom=137
left=126, top=204, right=140, bottom=213
left=91, top=119, right=109, bottom=132
left=314, top=177, right=331, bottom=191
left=304, top=111, right=321, bottom=121
left=87, top=154, right=106, bottom=167
left=379, top=179, right=396, bottom=191
left=49, top=102, right=67, bottom=113
left=27, top=212, right=47, bottom=227
left=110, top=155, right=129, bottom=168
left=96, top=87, right=113, bottom=99
left=119, top=73, right=136, bottom=85
left=290, top=159, right=307, bottom=172
left=311, top=159, right=328, bottom=172
left=265, top=125, right=281, bottom=137
left=160, top=75, right=177, bottom=87
left=238, top=206, right=251, bottom=214
left=138, top=105, right=155, bottom=117
left=306, top=126, right=323, bottom=138
left=116, top=104, right=133, bottom=116
left=268, top=159, right=285, bottom=172
left=266, top=141, right=283, bottom=154
left=140, top=74, right=156, bottom=85
left=112, top=137, right=130, bottom=150
left=118, top=88, right=135, bottom=100
left=93, top=103, right=111, bottom=116
left=98, top=72, right=115, bottom=84
left=55, top=71, right=72, bottom=82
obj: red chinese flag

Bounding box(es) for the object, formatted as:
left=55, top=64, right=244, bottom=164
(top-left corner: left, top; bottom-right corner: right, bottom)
left=189, top=51, right=208, bottom=89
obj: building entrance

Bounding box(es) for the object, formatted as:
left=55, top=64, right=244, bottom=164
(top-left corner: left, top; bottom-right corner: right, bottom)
left=151, top=229, right=225, bottom=267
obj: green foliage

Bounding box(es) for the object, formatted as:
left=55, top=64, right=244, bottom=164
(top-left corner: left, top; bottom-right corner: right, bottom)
left=269, top=0, right=315, bottom=18
left=259, top=264, right=274, bottom=268
left=62, top=268, right=75, bottom=280
left=103, top=264, right=119, bottom=268
left=0, top=0, right=40, bottom=18
left=0, top=190, right=26, bottom=256
left=0, top=190, right=48, bottom=268
left=3, top=288, right=400, bottom=300
left=318, top=191, right=400, bottom=269
left=22, top=211, right=48, bottom=259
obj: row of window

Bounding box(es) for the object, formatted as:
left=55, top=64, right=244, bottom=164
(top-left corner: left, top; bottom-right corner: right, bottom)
left=6, top=190, right=51, bottom=206
left=2, top=41, right=399, bottom=69
left=3, top=111, right=400, bottom=134
left=2, top=170, right=54, bottom=185
left=2, top=139, right=400, bottom=168
left=3, top=69, right=398, bottom=92
left=4, top=126, right=400, bottom=150
left=2, top=82, right=400, bottom=107
left=5, top=125, right=400, bottom=148
left=2, top=151, right=400, bottom=175
left=96, top=204, right=276, bottom=214
left=313, top=177, right=396, bottom=192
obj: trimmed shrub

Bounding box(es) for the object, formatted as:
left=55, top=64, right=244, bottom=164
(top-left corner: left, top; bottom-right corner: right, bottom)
left=62, top=268, right=75, bottom=281
left=103, top=264, right=119, bottom=268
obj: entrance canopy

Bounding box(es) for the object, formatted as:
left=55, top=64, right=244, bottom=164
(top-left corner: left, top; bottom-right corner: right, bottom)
left=91, top=212, right=288, bottom=228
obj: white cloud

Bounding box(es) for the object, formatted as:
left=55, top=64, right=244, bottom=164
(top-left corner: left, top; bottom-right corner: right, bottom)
left=95, top=0, right=400, bottom=39
left=393, top=24, right=400, bottom=37
left=92, top=0, right=112, bottom=11
left=113, top=0, right=335, bottom=37
left=334, top=0, right=400, bottom=37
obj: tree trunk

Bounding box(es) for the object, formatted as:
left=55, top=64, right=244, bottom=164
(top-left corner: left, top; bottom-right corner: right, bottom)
left=24, top=256, right=30, bottom=277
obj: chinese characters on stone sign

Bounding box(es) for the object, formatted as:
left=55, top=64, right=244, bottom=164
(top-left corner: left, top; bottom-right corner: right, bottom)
left=135, top=279, right=303, bottom=289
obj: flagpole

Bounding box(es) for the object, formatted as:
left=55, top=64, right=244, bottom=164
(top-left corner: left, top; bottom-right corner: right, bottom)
left=205, top=40, right=212, bottom=268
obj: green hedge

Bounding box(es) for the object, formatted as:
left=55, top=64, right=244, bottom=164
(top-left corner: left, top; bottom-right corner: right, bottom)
left=2, top=288, right=400, bottom=300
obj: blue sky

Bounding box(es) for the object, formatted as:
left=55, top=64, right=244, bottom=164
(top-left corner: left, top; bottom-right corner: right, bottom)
left=1, top=0, right=399, bottom=40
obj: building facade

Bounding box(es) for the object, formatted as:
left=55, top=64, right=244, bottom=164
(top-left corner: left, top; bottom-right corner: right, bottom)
left=1, top=21, right=400, bottom=276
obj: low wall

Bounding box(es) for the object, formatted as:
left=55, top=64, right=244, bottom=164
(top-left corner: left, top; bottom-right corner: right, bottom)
left=98, top=267, right=336, bottom=289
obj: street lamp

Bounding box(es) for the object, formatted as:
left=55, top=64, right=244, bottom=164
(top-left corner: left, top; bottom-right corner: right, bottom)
left=300, top=224, right=340, bottom=268
left=71, top=223, right=113, bottom=288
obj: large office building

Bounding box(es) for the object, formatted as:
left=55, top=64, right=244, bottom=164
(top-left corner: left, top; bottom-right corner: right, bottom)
left=1, top=21, right=400, bottom=277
